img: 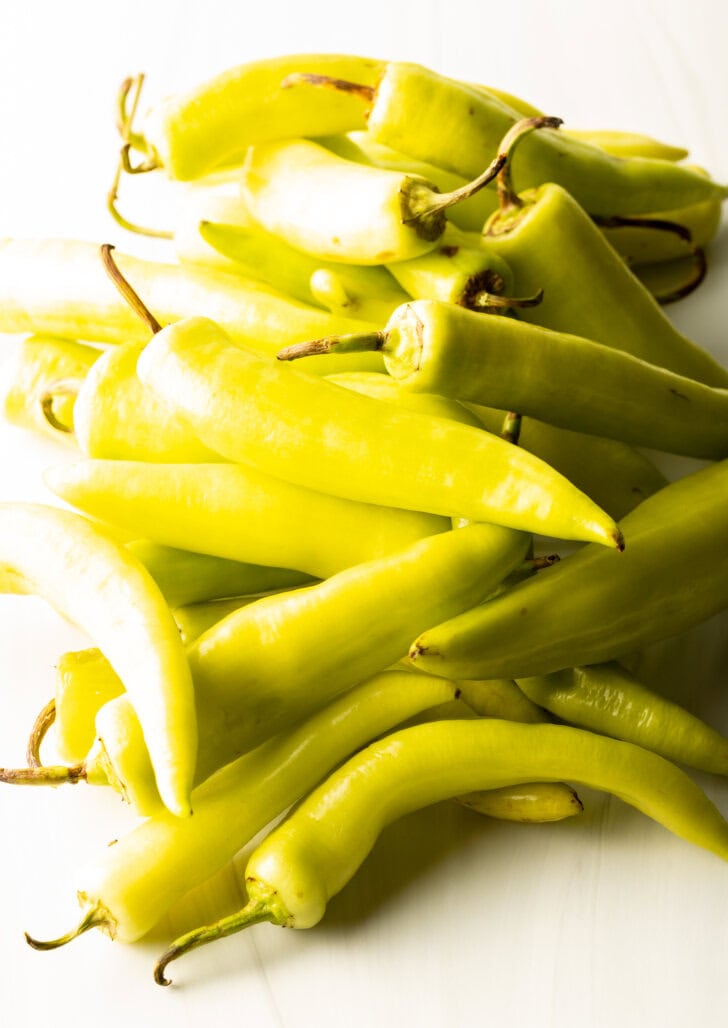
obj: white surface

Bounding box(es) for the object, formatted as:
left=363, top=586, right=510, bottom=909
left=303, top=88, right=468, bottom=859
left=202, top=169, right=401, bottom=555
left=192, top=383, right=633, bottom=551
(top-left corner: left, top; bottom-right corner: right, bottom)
left=1, top=1, right=727, bottom=1025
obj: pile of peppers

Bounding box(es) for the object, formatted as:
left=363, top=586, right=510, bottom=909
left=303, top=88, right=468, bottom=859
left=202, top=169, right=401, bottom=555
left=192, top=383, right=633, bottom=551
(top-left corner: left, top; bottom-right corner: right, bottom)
left=0, top=52, right=727, bottom=986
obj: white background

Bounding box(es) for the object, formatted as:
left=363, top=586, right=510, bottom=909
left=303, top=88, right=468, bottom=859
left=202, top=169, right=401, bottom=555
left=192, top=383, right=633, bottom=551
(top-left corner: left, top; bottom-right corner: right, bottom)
left=0, top=1, right=727, bottom=1025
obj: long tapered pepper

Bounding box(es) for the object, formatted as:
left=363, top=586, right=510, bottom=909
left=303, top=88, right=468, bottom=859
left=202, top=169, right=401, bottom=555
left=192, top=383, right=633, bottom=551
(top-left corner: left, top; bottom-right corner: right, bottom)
left=0, top=503, right=196, bottom=817
left=463, top=401, right=667, bottom=521
left=409, top=460, right=728, bottom=681
left=0, top=240, right=383, bottom=374
left=288, top=62, right=726, bottom=216
left=326, top=369, right=667, bottom=522
left=24, top=672, right=459, bottom=950
left=136, top=316, right=623, bottom=547
left=153, top=718, right=728, bottom=983
left=45, top=459, right=449, bottom=580
left=7, top=523, right=531, bottom=811
left=281, top=298, right=728, bottom=459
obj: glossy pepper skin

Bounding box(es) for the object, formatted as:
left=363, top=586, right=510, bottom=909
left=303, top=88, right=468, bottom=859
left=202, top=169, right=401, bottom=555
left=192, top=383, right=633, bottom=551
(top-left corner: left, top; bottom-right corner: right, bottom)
left=359, top=63, right=727, bottom=216
left=0, top=240, right=384, bottom=375
left=137, top=53, right=385, bottom=180
left=281, top=298, right=728, bottom=459
left=464, top=402, right=667, bottom=522
left=409, top=459, right=728, bottom=681
left=154, top=717, right=728, bottom=983
left=45, top=459, right=450, bottom=580
left=483, top=183, right=728, bottom=387
left=28, top=671, right=459, bottom=945
left=0, top=503, right=196, bottom=818
left=137, top=316, right=623, bottom=548
left=325, top=370, right=668, bottom=521
left=241, top=139, right=450, bottom=265
left=36, top=522, right=530, bottom=813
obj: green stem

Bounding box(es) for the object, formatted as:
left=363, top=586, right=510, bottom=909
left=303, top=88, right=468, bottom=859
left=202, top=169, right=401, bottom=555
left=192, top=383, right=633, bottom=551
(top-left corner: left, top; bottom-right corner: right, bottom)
left=106, top=148, right=173, bottom=240
left=500, top=411, right=522, bottom=445
left=154, top=900, right=278, bottom=986
left=496, top=115, right=563, bottom=212
left=39, top=380, right=81, bottom=434
left=414, top=116, right=561, bottom=225
left=470, top=287, right=544, bottom=311
left=25, top=905, right=111, bottom=951
left=278, top=329, right=388, bottom=362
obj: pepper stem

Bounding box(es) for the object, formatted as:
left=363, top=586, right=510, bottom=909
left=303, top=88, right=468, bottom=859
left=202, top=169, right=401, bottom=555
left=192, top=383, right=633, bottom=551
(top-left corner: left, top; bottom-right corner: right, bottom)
left=39, top=379, right=81, bottom=434
left=106, top=147, right=173, bottom=240
left=500, top=411, right=522, bottom=445
left=469, top=287, right=545, bottom=312
left=115, top=73, right=158, bottom=167
left=26, top=698, right=56, bottom=769
left=25, top=904, right=110, bottom=951
left=100, top=243, right=163, bottom=333
left=496, top=115, right=563, bottom=212
left=0, top=762, right=87, bottom=786
left=154, top=899, right=278, bottom=987
left=278, top=329, right=388, bottom=363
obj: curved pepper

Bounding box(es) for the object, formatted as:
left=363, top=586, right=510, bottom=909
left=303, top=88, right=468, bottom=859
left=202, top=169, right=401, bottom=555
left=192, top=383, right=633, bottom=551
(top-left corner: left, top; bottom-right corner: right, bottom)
left=283, top=299, right=728, bottom=459
left=517, top=663, right=728, bottom=775
left=134, top=53, right=385, bottom=180
left=25, top=671, right=460, bottom=951
left=354, top=62, right=726, bottom=215
left=153, top=717, right=728, bottom=982
left=0, top=503, right=196, bottom=817
left=326, top=370, right=667, bottom=522
left=137, top=316, right=623, bottom=547
left=24, top=522, right=531, bottom=812
left=409, top=459, right=728, bottom=681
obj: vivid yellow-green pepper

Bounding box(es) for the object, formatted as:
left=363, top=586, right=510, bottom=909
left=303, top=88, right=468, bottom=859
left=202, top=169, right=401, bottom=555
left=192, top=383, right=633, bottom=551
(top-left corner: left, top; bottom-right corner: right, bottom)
left=136, top=316, right=623, bottom=547
left=154, top=718, right=728, bottom=983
